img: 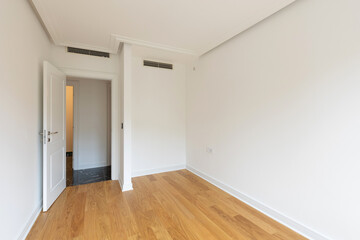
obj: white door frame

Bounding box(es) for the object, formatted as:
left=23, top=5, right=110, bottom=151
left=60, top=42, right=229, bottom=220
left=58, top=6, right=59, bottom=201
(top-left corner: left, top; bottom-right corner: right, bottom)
left=61, top=67, right=120, bottom=180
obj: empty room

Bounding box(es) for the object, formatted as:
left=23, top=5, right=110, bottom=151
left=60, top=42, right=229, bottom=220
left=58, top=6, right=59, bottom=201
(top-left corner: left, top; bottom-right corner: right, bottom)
left=1, top=0, right=359, bottom=240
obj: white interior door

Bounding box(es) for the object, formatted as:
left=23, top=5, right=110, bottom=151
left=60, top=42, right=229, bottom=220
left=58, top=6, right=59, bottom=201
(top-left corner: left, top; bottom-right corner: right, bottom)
left=42, top=61, right=66, bottom=212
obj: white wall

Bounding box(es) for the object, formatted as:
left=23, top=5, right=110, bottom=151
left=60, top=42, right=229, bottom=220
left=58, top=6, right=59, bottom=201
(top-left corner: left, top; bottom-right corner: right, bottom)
left=51, top=45, right=121, bottom=179
left=186, top=0, right=360, bottom=239
left=51, top=46, right=120, bottom=74
left=72, top=78, right=111, bottom=170
left=132, top=57, right=186, bottom=176
left=0, top=1, right=51, bottom=239
left=119, top=43, right=133, bottom=191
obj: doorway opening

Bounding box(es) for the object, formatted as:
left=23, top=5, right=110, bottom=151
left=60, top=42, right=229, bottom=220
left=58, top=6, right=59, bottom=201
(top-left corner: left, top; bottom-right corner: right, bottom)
left=66, top=77, right=112, bottom=186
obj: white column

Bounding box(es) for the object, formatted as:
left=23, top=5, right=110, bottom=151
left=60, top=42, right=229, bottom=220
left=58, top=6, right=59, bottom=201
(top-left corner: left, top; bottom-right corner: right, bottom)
left=119, top=43, right=133, bottom=191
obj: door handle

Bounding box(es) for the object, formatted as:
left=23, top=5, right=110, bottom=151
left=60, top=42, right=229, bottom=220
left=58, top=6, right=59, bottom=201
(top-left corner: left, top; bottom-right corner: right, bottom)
left=39, top=131, right=58, bottom=135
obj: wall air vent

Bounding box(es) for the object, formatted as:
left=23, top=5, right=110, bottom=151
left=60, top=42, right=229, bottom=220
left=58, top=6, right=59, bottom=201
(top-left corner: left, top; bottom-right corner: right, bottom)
left=67, top=47, right=110, bottom=58
left=144, top=60, right=173, bottom=70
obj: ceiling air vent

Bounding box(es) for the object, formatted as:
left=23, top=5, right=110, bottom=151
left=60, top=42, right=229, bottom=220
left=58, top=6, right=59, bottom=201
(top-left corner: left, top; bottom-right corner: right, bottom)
left=67, top=47, right=110, bottom=58
left=144, top=60, right=173, bottom=70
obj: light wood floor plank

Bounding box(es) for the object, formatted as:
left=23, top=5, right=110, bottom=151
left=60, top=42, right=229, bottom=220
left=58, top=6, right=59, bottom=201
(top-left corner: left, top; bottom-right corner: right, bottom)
left=27, top=170, right=307, bottom=240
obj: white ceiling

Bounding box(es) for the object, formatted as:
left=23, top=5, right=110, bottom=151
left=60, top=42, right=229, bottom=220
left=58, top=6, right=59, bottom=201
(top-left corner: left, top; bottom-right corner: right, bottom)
left=32, top=0, right=294, bottom=57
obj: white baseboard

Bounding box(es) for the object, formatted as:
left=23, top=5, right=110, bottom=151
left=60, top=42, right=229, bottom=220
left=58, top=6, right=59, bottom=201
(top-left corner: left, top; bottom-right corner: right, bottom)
left=17, top=202, right=42, bottom=240
left=186, top=165, right=330, bottom=240
left=122, top=182, right=133, bottom=192
left=75, top=161, right=109, bottom=170
left=132, top=164, right=186, bottom=177
left=118, top=178, right=133, bottom=192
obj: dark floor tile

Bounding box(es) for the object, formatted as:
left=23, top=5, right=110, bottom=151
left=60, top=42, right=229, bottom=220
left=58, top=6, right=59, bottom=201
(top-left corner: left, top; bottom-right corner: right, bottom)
left=66, top=157, right=111, bottom=186
left=66, top=157, right=73, bottom=186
